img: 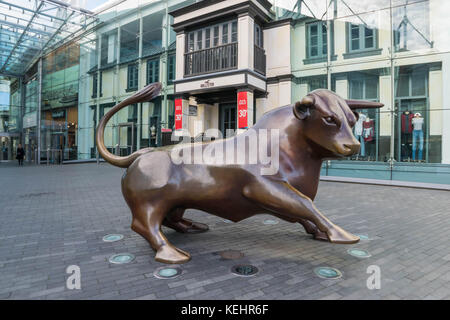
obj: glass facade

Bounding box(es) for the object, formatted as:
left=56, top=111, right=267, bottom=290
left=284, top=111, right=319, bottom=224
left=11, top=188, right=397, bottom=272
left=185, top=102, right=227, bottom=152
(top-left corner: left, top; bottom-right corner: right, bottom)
left=275, top=0, right=450, bottom=184
left=1, top=0, right=449, bottom=185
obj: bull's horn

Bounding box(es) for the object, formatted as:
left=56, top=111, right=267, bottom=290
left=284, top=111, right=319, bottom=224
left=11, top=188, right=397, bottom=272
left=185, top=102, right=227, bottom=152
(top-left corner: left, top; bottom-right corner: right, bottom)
left=345, top=99, right=384, bottom=110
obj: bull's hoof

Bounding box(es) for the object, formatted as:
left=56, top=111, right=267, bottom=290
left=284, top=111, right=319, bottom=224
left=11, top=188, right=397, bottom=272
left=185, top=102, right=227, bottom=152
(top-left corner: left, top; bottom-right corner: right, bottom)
left=313, top=230, right=329, bottom=242
left=326, top=225, right=360, bottom=244
left=164, top=218, right=209, bottom=234
left=155, top=245, right=191, bottom=264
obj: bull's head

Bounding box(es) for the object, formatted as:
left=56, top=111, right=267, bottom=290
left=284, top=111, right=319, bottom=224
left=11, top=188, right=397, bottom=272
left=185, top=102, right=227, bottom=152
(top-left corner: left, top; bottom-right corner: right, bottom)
left=293, top=89, right=383, bottom=157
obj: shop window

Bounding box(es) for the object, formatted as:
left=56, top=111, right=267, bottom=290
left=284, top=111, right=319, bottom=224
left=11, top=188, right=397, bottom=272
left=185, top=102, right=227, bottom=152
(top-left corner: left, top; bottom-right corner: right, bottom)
left=394, top=65, right=433, bottom=163
left=147, top=59, right=159, bottom=85
left=127, top=64, right=139, bottom=91
left=348, top=73, right=380, bottom=161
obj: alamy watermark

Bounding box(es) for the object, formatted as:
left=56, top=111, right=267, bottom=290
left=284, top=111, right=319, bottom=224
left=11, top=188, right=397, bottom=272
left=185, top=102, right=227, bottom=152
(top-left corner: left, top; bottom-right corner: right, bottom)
left=170, top=125, right=280, bottom=176
left=66, top=265, right=81, bottom=290
left=366, top=265, right=381, bottom=290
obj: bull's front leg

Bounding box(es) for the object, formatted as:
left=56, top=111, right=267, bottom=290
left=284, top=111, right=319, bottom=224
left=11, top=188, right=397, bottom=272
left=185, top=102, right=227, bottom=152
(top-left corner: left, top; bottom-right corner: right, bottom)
left=242, top=179, right=359, bottom=244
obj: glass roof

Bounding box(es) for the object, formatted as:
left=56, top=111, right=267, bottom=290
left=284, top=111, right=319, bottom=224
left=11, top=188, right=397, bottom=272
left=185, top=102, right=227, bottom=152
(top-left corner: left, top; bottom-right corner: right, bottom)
left=0, top=0, right=98, bottom=77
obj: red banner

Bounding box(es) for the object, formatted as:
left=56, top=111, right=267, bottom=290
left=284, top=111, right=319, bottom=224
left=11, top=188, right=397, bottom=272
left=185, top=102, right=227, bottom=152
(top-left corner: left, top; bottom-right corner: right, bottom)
left=175, top=98, right=183, bottom=130
left=237, top=91, right=248, bottom=129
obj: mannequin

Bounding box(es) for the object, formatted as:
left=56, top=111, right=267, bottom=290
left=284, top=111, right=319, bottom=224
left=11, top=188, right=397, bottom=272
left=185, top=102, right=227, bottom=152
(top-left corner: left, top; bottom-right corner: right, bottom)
left=363, top=116, right=375, bottom=160
left=354, top=112, right=366, bottom=158
left=411, top=112, right=424, bottom=161
left=401, top=110, right=413, bottom=161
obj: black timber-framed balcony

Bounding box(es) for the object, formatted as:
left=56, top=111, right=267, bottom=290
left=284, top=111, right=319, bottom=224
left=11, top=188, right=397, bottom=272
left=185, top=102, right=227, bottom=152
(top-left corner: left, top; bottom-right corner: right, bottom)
left=184, top=43, right=238, bottom=77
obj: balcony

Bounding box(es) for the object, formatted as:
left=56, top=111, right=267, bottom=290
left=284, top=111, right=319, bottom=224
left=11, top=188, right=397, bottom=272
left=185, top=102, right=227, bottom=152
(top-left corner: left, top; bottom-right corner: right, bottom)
left=254, top=45, right=266, bottom=76
left=184, top=43, right=237, bottom=77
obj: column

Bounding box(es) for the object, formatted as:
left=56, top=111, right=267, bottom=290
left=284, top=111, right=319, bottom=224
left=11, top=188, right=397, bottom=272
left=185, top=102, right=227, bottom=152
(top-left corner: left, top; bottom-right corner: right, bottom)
left=237, top=14, right=254, bottom=70
left=237, top=89, right=254, bottom=135
left=175, top=32, right=185, bottom=81
left=174, top=96, right=189, bottom=136
left=334, top=75, right=348, bottom=99
left=37, top=58, right=42, bottom=164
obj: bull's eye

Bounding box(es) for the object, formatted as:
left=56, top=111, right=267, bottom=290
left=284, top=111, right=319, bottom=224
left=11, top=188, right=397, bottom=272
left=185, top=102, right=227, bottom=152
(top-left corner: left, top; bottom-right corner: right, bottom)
left=323, top=116, right=336, bottom=125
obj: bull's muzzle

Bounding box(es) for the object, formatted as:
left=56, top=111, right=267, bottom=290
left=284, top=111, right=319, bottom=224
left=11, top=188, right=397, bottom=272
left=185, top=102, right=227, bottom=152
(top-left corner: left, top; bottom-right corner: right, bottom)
left=334, top=142, right=360, bottom=156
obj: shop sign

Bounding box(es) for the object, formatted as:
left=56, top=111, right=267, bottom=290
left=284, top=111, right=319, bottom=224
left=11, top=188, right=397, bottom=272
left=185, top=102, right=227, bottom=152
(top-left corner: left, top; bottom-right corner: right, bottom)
left=237, top=91, right=248, bottom=129
left=189, top=105, right=197, bottom=116
left=23, top=111, right=37, bottom=129
left=52, top=110, right=66, bottom=118
left=175, top=98, right=183, bottom=130
left=200, top=80, right=214, bottom=88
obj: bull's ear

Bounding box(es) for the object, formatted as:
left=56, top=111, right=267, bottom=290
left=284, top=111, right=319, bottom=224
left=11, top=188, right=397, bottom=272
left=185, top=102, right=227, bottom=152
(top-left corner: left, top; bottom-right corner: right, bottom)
left=345, top=99, right=384, bottom=110
left=293, top=95, right=315, bottom=120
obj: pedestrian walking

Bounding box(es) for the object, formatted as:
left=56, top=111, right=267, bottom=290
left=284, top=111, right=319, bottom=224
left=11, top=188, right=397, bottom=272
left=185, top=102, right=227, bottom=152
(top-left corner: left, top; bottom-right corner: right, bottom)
left=16, top=143, right=25, bottom=166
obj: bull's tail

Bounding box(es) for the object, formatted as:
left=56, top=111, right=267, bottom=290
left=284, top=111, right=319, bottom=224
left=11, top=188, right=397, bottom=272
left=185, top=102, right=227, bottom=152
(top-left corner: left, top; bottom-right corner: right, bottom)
left=95, top=82, right=162, bottom=168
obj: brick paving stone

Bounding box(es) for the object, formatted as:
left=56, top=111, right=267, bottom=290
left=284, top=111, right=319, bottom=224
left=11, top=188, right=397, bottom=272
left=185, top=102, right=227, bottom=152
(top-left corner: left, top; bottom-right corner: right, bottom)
left=0, top=163, right=449, bottom=300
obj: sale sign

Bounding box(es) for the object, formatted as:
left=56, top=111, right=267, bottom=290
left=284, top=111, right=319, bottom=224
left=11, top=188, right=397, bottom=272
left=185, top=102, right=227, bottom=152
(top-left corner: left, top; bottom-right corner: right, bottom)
left=175, top=98, right=183, bottom=130
left=237, top=91, right=248, bottom=129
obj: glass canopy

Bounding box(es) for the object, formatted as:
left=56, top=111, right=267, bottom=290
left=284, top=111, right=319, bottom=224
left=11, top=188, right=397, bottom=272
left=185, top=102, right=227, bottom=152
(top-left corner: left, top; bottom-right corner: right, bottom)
left=0, top=0, right=98, bottom=77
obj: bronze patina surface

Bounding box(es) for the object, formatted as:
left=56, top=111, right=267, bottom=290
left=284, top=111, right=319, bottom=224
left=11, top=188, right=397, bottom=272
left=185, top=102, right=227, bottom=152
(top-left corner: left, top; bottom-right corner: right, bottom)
left=96, top=82, right=383, bottom=264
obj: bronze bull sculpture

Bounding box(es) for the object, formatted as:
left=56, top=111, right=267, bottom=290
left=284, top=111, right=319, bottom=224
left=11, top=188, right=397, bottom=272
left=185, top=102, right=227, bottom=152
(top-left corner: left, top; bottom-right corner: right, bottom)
left=96, top=82, right=383, bottom=264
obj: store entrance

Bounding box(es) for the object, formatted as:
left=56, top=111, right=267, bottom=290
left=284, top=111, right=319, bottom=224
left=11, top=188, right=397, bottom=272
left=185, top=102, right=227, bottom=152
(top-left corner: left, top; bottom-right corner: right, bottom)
left=219, top=103, right=237, bottom=138
left=117, top=122, right=135, bottom=156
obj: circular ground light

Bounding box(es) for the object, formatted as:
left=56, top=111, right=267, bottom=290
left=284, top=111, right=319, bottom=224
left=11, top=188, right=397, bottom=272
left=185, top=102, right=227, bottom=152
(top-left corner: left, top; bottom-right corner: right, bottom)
left=219, top=250, right=244, bottom=260
left=153, top=267, right=182, bottom=280
left=314, top=267, right=342, bottom=279
left=231, top=265, right=259, bottom=277
left=355, top=234, right=371, bottom=241
left=108, top=253, right=135, bottom=264
left=263, top=218, right=279, bottom=225
left=102, top=234, right=124, bottom=242
left=347, top=248, right=371, bottom=258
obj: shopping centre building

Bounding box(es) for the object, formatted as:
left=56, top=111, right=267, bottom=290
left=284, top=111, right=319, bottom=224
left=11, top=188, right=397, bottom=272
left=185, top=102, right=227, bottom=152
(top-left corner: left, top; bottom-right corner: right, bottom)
left=1, top=0, right=449, bottom=185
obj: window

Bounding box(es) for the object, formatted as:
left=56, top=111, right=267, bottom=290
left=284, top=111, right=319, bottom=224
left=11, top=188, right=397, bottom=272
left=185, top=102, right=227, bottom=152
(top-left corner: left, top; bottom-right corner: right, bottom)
left=348, top=24, right=376, bottom=51
left=255, top=24, right=263, bottom=47
left=186, top=21, right=237, bottom=53
left=231, top=21, right=238, bottom=43
left=307, top=22, right=327, bottom=58
left=127, top=64, right=139, bottom=90
left=168, top=55, right=175, bottom=84
left=205, top=28, right=211, bottom=49
left=92, top=73, right=97, bottom=98
left=146, top=59, right=159, bottom=84
left=213, top=26, right=219, bottom=46
left=222, top=23, right=229, bottom=44
left=92, top=72, right=102, bottom=98
left=196, top=30, right=203, bottom=50
left=188, top=32, right=195, bottom=52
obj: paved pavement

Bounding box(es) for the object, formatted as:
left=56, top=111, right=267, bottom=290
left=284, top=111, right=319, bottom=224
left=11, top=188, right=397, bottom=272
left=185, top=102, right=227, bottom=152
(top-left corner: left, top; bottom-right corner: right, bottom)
left=1, top=162, right=450, bottom=300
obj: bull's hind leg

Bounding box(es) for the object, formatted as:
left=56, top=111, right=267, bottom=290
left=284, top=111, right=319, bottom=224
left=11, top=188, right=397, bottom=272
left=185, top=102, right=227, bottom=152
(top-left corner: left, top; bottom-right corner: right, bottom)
left=130, top=202, right=191, bottom=264
left=163, top=207, right=209, bottom=234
